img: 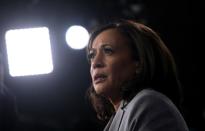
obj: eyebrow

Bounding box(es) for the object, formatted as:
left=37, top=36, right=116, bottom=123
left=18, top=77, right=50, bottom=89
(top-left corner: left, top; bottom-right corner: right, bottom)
left=90, top=43, right=113, bottom=50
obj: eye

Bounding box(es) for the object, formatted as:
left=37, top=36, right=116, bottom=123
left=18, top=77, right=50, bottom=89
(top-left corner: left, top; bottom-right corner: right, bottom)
left=103, top=46, right=114, bottom=55
left=87, top=50, right=95, bottom=60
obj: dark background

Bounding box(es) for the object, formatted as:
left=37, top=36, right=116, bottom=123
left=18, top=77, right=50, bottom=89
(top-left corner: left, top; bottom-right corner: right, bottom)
left=0, top=0, right=204, bottom=130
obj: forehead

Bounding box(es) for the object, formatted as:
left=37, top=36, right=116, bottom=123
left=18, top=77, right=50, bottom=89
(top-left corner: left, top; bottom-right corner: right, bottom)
left=91, top=28, right=130, bottom=49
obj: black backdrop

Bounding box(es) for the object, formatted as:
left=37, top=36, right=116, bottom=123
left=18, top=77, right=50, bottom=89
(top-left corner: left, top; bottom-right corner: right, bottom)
left=0, top=0, right=203, bottom=130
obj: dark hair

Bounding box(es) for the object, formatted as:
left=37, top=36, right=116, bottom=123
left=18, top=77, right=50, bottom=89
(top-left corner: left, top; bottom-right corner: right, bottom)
left=86, top=20, right=183, bottom=121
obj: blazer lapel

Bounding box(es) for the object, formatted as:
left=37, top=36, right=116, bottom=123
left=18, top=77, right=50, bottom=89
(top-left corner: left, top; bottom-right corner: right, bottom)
left=104, top=100, right=126, bottom=131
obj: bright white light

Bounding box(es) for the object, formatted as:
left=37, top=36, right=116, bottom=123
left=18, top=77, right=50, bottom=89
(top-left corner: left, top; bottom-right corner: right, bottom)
left=5, top=27, right=53, bottom=77
left=65, top=25, right=89, bottom=49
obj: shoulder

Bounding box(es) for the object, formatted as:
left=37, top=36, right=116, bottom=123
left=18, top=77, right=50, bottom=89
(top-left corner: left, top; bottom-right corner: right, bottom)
left=122, top=89, right=189, bottom=131
left=127, top=89, right=175, bottom=108
left=125, top=89, right=181, bottom=117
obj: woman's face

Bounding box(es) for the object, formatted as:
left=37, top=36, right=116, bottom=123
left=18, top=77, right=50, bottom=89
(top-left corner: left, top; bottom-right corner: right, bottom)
left=89, top=28, right=137, bottom=99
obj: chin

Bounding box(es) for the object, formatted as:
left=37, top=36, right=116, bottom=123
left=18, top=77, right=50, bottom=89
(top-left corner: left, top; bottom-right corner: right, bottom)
left=94, top=84, right=108, bottom=95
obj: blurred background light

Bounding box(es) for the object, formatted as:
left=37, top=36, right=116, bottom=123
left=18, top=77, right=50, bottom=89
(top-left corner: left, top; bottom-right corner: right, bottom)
left=65, top=25, right=89, bottom=50
left=5, top=27, right=53, bottom=77
left=0, top=0, right=199, bottom=130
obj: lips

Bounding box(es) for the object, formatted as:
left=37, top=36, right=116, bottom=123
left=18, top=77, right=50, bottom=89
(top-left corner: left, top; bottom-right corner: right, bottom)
left=93, top=73, right=107, bottom=84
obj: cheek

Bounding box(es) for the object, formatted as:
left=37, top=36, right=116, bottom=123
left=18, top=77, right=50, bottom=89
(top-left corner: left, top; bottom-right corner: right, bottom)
left=108, top=65, right=122, bottom=86
left=110, top=60, right=135, bottom=83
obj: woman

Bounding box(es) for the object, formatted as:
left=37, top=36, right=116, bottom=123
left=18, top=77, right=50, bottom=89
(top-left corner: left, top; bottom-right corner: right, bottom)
left=86, top=20, right=189, bottom=131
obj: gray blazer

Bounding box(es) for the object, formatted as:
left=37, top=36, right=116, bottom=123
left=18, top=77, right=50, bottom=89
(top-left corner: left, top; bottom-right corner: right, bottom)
left=104, top=89, right=189, bottom=131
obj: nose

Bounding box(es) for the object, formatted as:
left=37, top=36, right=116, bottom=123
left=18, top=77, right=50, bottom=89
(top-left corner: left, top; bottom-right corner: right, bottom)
left=91, top=52, right=104, bottom=69
left=93, top=62, right=103, bottom=69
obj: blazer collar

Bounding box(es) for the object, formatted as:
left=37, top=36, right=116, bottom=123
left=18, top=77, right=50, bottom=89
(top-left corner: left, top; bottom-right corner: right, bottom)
left=103, top=100, right=128, bottom=131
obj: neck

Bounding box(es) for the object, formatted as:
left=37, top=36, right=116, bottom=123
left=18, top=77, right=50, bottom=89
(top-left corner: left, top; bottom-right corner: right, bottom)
left=109, top=96, right=122, bottom=111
